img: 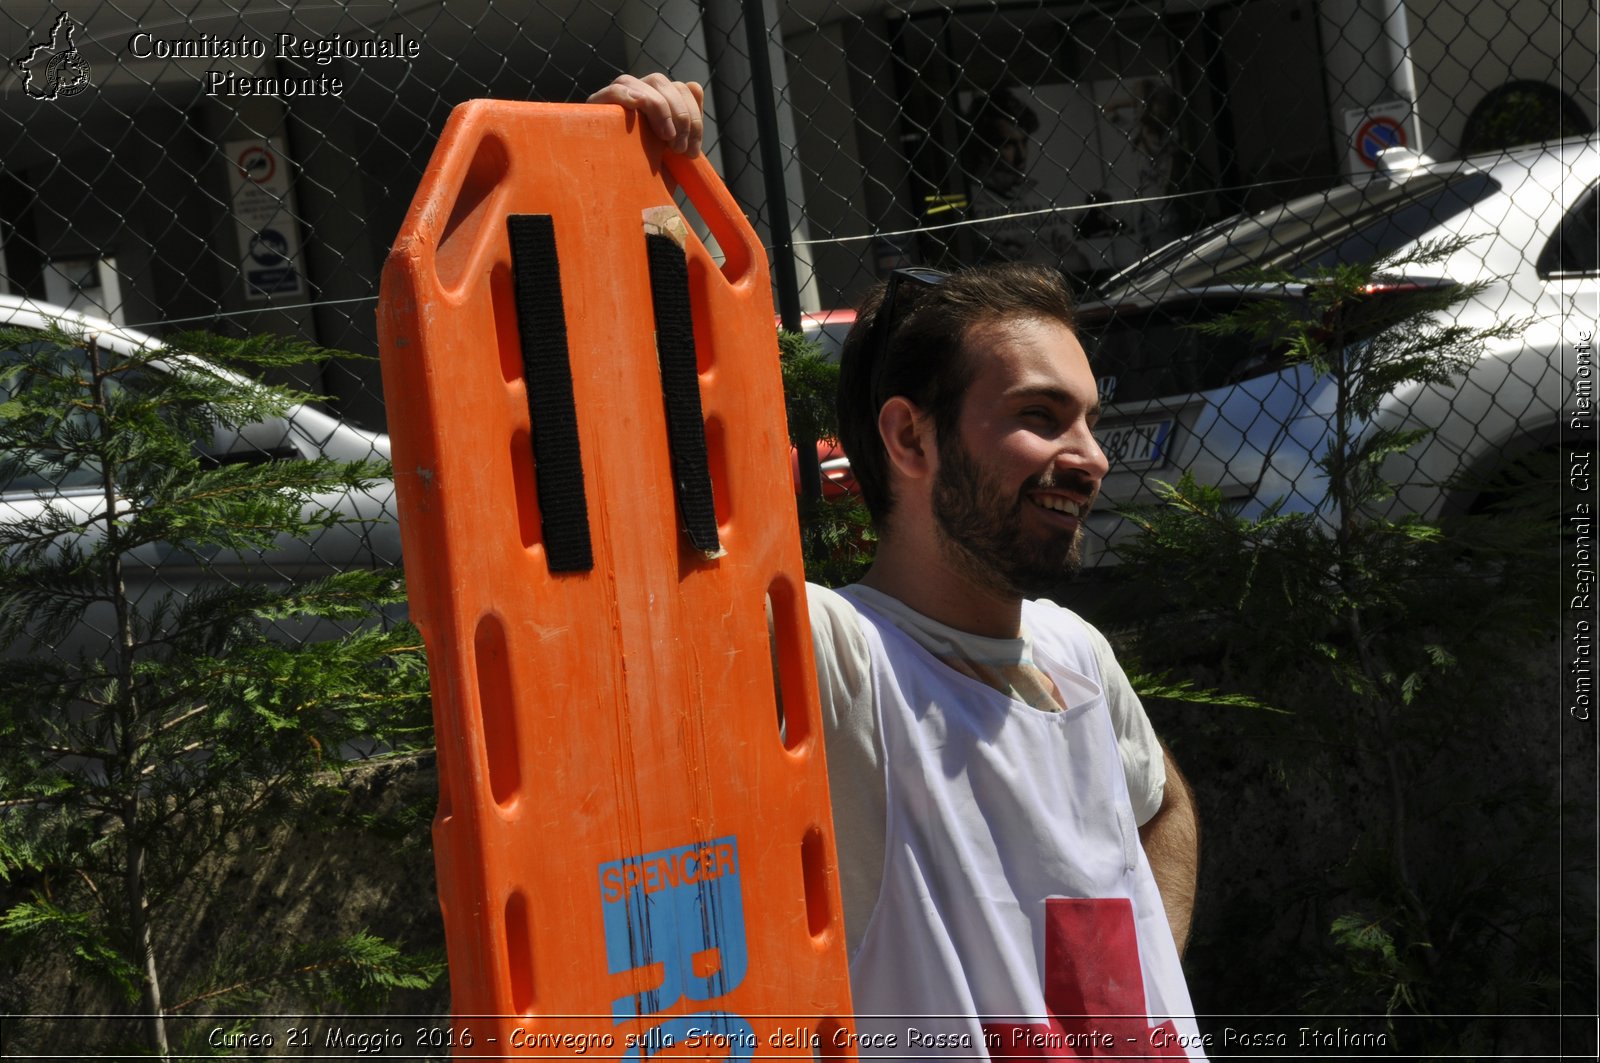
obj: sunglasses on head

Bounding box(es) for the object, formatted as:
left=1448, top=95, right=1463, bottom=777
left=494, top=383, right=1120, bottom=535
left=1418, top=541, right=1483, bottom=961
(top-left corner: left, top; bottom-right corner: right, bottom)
left=866, top=266, right=948, bottom=409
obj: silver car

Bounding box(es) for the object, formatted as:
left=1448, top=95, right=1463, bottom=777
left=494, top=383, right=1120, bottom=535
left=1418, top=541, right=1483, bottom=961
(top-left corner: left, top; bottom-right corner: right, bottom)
left=0, top=296, right=400, bottom=656
left=1082, top=136, right=1598, bottom=568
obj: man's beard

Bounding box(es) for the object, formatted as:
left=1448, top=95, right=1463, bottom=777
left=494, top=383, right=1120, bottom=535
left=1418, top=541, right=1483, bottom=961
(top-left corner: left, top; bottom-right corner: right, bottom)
left=931, top=433, right=1087, bottom=602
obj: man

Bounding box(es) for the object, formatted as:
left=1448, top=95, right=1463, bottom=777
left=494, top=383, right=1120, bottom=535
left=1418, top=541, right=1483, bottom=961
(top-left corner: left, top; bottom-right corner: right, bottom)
left=592, top=74, right=1205, bottom=1059
left=959, top=89, right=1091, bottom=278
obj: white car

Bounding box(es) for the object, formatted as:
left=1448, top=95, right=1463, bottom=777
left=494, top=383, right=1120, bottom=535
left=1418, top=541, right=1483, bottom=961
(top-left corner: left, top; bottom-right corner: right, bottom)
left=1080, top=136, right=1598, bottom=568
left=0, top=296, right=400, bottom=656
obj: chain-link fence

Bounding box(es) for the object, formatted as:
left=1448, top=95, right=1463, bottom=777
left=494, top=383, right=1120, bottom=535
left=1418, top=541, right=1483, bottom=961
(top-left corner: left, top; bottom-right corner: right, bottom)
left=1, top=0, right=1596, bottom=1053
left=3, top=1, right=1594, bottom=569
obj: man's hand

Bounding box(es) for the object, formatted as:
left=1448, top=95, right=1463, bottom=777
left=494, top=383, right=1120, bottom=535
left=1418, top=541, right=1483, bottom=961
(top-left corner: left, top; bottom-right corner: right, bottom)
left=1138, top=743, right=1199, bottom=957
left=588, top=73, right=706, bottom=158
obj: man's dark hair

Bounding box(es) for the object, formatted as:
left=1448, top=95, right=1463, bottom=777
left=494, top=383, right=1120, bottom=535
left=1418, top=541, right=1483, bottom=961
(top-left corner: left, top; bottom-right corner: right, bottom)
left=836, top=263, right=1078, bottom=527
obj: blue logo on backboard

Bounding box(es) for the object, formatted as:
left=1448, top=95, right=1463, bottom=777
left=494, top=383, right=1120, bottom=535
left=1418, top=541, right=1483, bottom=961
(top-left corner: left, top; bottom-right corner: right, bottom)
left=598, top=837, right=750, bottom=1022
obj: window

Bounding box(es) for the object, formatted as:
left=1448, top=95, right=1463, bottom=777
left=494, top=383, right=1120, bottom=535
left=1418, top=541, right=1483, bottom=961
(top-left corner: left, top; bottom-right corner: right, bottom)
left=0, top=335, right=108, bottom=492
left=1536, top=182, right=1599, bottom=278
left=1102, top=171, right=1501, bottom=295
left=1461, top=81, right=1594, bottom=157
left=1079, top=295, right=1296, bottom=402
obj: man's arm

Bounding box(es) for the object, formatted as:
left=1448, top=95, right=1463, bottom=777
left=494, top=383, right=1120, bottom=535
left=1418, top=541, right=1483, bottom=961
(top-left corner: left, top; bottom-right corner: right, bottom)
left=1138, top=742, right=1198, bottom=957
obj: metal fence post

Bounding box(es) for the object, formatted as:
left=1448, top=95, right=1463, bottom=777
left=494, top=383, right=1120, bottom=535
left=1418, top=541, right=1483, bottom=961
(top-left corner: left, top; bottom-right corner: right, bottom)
left=734, top=0, right=822, bottom=499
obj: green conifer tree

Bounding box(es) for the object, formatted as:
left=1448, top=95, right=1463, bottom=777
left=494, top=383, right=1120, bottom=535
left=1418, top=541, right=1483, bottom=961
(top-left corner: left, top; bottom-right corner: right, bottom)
left=0, top=323, right=436, bottom=1057
left=779, top=328, right=874, bottom=588
left=1115, top=239, right=1563, bottom=1048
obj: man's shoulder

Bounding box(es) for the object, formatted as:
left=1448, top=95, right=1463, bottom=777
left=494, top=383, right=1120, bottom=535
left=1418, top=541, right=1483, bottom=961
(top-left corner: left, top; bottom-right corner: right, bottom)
left=805, top=582, right=870, bottom=667
left=806, top=581, right=862, bottom=630
left=811, top=587, right=1113, bottom=654
left=1026, top=596, right=1109, bottom=649
left=804, top=583, right=877, bottom=743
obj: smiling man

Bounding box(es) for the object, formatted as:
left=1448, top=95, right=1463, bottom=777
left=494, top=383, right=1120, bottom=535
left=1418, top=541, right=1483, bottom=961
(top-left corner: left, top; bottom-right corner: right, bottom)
left=812, top=264, right=1205, bottom=1057
left=593, top=74, right=1205, bottom=1059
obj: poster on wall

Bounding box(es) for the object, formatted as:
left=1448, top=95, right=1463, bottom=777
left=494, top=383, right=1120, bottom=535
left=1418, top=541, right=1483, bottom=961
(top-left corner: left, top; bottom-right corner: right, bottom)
left=1091, top=78, right=1185, bottom=261
left=223, top=137, right=308, bottom=301
left=950, top=78, right=1184, bottom=280
left=952, top=83, right=1096, bottom=278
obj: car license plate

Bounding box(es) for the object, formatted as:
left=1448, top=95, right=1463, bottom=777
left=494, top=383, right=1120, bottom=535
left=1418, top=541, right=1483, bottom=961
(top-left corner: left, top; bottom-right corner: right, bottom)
left=1095, top=418, right=1174, bottom=469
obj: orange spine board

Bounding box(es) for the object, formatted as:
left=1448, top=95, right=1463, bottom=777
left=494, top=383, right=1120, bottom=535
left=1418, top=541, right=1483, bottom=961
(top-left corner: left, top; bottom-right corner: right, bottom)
left=376, top=100, right=855, bottom=1055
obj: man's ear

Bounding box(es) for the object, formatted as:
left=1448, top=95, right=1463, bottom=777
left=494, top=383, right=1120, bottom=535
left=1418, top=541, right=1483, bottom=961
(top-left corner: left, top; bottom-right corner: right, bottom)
left=877, top=396, right=936, bottom=481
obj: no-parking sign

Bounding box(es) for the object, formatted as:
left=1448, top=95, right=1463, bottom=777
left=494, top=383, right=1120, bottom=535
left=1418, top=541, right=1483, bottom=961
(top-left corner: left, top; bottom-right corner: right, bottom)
left=1343, top=101, right=1418, bottom=175
left=223, top=138, right=307, bottom=300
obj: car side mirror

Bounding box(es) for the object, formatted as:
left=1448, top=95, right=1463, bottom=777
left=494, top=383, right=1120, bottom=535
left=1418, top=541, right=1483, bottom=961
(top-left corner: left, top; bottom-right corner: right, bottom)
left=203, top=416, right=301, bottom=467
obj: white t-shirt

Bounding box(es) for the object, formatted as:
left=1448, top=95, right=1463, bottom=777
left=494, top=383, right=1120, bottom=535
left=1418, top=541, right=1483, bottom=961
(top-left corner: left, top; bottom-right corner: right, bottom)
left=807, top=582, right=1167, bottom=958
left=830, top=588, right=1205, bottom=1058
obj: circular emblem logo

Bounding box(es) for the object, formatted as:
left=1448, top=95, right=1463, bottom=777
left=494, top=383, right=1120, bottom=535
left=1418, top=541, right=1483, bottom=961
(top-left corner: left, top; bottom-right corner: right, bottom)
left=45, top=50, right=91, bottom=98
left=248, top=229, right=291, bottom=266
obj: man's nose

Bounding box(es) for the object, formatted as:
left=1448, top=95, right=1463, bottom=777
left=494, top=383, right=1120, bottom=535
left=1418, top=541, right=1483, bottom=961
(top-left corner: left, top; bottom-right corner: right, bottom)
left=1060, top=425, right=1110, bottom=485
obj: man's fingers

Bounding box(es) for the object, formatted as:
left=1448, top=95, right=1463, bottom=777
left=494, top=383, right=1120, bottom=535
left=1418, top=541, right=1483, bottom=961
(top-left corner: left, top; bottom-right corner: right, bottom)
left=588, top=73, right=705, bottom=158
left=639, top=72, right=705, bottom=157
left=683, top=82, right=706, bottom=157
left=585, top=73, right=645, bottom=108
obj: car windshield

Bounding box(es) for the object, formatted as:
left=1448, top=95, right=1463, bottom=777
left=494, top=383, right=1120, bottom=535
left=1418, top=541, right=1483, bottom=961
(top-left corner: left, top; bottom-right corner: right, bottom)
left=0, top=338, right=269, bottom=494
left=1079, top=295, right=1298, bottom=404
left=1100, top=170, right=1501, bottom=296
left=1, top=339, right=116, bottom=492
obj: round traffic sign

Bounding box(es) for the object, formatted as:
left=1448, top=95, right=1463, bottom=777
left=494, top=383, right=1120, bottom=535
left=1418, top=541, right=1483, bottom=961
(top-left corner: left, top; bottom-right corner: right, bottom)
left=1354, top=115, right=1408, bottom=168
left=236, top=145, right=276, bottom=184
